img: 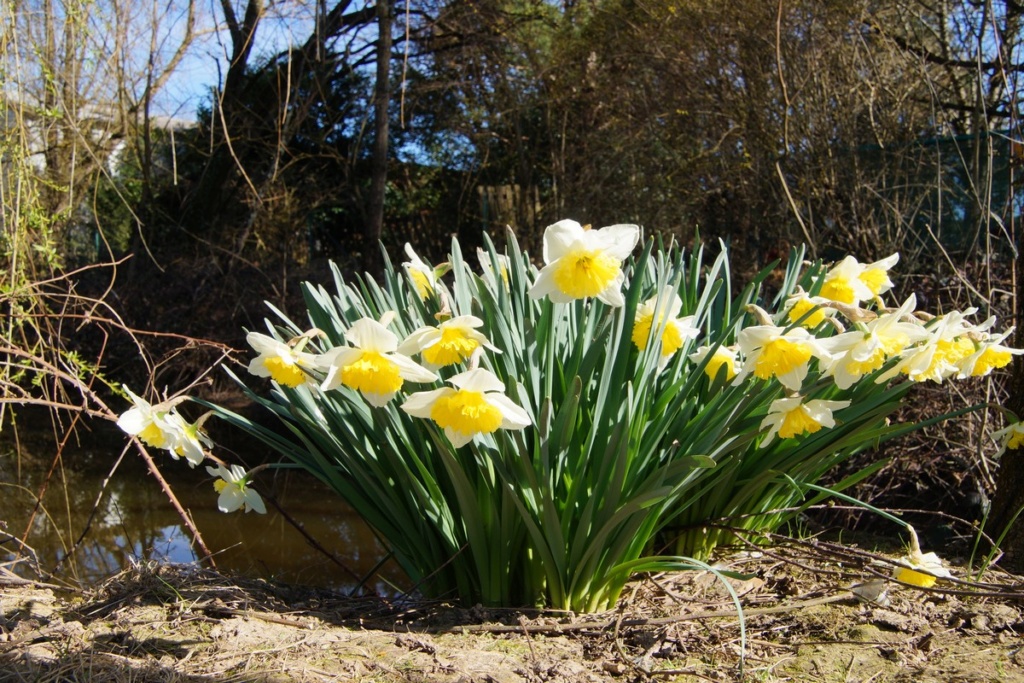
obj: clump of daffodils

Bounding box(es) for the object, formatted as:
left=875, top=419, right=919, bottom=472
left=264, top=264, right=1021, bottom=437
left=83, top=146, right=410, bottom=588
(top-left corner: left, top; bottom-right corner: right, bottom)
left=115, top=219, right=1018, bottom=610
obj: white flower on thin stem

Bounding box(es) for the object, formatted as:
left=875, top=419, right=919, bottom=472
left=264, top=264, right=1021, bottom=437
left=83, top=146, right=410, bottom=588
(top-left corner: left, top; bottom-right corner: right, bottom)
left=991, top=420, right=1024, bottom=459
left=817, top=253, right=898, bottom=305
left=247, top=332, right=319, bottom=388
left=116, top=386, right=184, bottom=451
left=759, top=396, right=851, bottom=446
left=528, top=219, right=640, bottom=307
left=783, top=292, right=837, bottom=329
left=319, top=317, right=437, bottom=407
left=688, top=344, right=739, bottom=382
left=859, top=253, right=900, bottom=298
left=631, top=287, right=700, bottom=367
left=401, top=368, right=531, bottom=447
left=403, top=244, right=438, bottom=300
left=166, top=412, right=212, bottom=467
left=477, top=247, right=511, bottom=289
left=206, top=464, right=266, bottom=514
left=736, top=324, right=832, bottom=391
left=399, top=316, right=501, bottom=369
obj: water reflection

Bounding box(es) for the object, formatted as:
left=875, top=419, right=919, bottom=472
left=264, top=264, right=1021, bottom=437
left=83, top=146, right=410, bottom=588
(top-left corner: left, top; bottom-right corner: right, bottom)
left=0, top=443, right=403, bottom=593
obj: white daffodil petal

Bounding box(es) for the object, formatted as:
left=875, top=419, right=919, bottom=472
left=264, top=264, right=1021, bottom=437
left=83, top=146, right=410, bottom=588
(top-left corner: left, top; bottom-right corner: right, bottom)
left=488, top=394, right=533, bottom=429
left=116, top=409, right=148, bottom=434
left=362, top=391, right=397, bottom=408
left=401, top=388, right=454, bottom=418
left=543, top=219, right=586, bottom=263
left=444, top=427, right=475, bottom=448
left=450, top=368, right=507, bottom=393
left=595, top=224, right=641, bottom=261
left=528, top=264, right=574, bottom=303
left=346, top=318, right=399, bottom=353
left=398, top=327, right=442, bottom=355
left=245, top=489, right=267, bottom=514
left=391, top=353, right=439, bottom=383
left=596, top=271, right=626, bottom=307
left=775, top=364, right=809, bottom=391
left=245, top=332, right=280, bottom=354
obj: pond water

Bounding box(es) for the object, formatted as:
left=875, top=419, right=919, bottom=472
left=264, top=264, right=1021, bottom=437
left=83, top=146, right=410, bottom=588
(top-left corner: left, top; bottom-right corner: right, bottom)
left=0, top=420, right=402, bottom=594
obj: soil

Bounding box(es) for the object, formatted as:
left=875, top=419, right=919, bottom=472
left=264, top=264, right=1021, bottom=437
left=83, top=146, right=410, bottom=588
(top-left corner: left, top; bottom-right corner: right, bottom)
left=2, top=538, right=1022, bottom=683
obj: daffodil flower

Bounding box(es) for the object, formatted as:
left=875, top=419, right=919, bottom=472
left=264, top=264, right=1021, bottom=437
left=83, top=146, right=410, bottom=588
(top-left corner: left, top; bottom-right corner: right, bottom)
left=783, top=292, right=837, bottom=329
left=760, top=396, right=851, bottom=445
left=206, top=464, right=266, bottom=514
left=992, top=420, right=1024, bottom=458
left=116, top=386, right=185, bottom=450
left=736, top=325, right=832, bottom=391
left=956, top=327, right=1022, bottom=378
left=399, top=316, right=501, bottom=368
left=166, top=412, right=212, bottom=467
left=817, top=253, right=898, bottom=305
left=688, top=344, right=739, bottom=382
left=247, top=332, right=319, bottom=388
left=401, top=368, right=531, bottom=447
left=859, top=253, right=900, bottom=298
left=893, top=527, right=951, bottom=588
left=320, top=317, right=437, bottom=407
left=477, top=247, right=511, bottom=289
left=403, top=243, right=439, bottom=300
left=631, top=288, right=700, bottom=367
left=528, top=219, right=639, bottom=306
left=822, top=295, right=928, bottom=389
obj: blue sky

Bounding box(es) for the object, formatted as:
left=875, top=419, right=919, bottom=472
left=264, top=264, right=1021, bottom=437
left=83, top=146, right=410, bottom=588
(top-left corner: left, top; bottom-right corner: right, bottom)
left=152, top=0, right=326, bottom=120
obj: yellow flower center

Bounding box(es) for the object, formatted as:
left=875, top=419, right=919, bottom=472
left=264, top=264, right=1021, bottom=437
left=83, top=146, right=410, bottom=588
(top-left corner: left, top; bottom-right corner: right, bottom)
left=214, top=480, right=228, bottom=493
left=971, top=347, right=1012, bottom=376
left=430, top=390, right=504, bottom=438
left=787, top=299, right=825, bottom=328
left=844, top=347, right=887, bottom=376
left=879, top=332, right=910, bottom=357
left=552, top=249, right=620, bottom=299
left=704, top=350, right=737, bottom=381
left=819, top=276, right=856, bottom=304
left=139, top=421, right=171, bottom=449
left=632, top=314, right=685, bottom=357
left=894, top=567, right=937, bottom=588
left=754, top=337, right=813, bottom=381
left=939, top=336, right=975, bottom=365
left=263, top=356, right=307, bottom=387
left=423, top=327, right=480, bottom=366
left=859, top=267, right=889, bottom=295
left=409, top=269, right=433, bottom=300
left=661, top=322, right=685, bottom=357
left=778, top=405, right=824, bottom=439
left=1008, top=429, right=1024, bottom=450
left=341, top=351, right=404, bottom=396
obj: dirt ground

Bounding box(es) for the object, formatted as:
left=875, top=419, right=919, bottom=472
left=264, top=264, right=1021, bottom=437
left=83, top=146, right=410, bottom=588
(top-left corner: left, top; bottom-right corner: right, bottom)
left=2, top=537, right=1022, bottom=683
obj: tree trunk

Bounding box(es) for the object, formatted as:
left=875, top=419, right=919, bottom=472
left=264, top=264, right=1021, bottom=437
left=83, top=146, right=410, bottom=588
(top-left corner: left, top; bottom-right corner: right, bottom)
left=363, top=0, right=392, bottom=280
left=987, top=244, right=1024, bottom=571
